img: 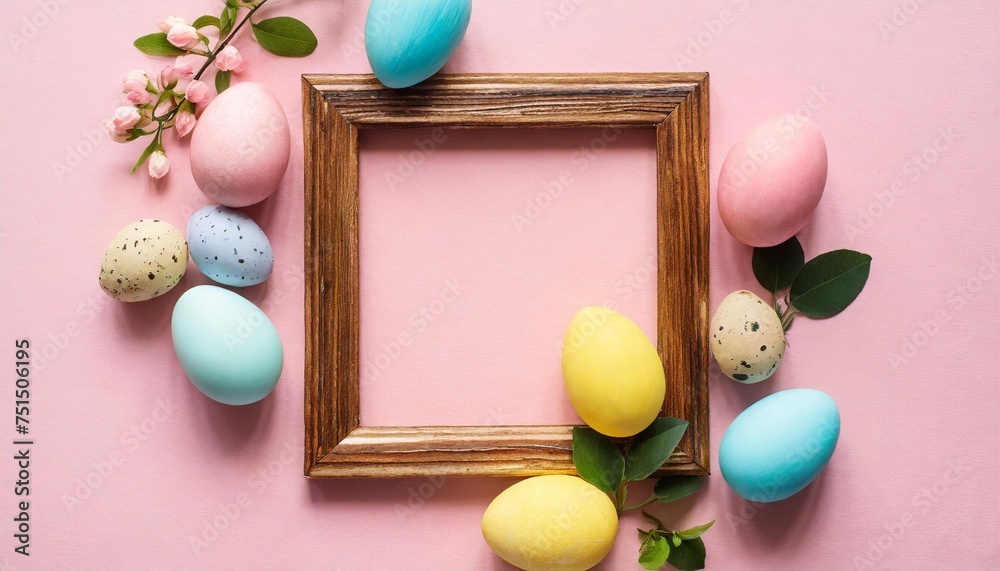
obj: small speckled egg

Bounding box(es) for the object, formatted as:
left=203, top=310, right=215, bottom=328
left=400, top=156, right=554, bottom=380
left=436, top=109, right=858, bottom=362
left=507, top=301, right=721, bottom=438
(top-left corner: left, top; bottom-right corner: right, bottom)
left=717, top=115, right=828, bottom=247
left=186, top=205, right=273, bottom=287
left=711, top=290, right=785, bottom=383
left=99, top=219, right=187, bottom=302
left=190, top=82, right=290, bottom=207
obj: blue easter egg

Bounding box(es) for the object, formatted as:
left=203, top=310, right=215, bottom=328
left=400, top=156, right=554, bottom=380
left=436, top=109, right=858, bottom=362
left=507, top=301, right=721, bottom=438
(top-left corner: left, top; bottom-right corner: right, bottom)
left=720, top=389, right=841, bottom=502
left=171, top=285, right=283, bottom=405
left=186, top=205, right=274, bottom=287
left=365, top=0, right=472, bottom=88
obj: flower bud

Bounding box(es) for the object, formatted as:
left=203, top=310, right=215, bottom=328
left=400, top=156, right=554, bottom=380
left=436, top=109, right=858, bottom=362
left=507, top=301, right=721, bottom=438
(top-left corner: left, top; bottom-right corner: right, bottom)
left=157, top=66, right=179, bottom=90
left=166, top=23, right=200, bottom=50
left=148, top=151, right=170, bottom=179
left=126, top=89, right=153, bottom=106
left=104, top=119, right=130, bottom=143
left=175, top=109, right=197, bottom=137
left=215, top=46, right=247, bottom=73
left=158, top=16, right=188, bottom=34
left=185, top=80, right=210, bottom=104
left=123, top=69, right=151, bottom=93
left=112, top=106, right=142, bottom=132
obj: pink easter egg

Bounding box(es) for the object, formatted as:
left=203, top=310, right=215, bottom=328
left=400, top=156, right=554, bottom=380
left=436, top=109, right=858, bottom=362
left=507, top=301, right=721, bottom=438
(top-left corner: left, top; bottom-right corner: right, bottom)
left=717, top=115, right=828, bottom=247
left=190, top=82, right=290, bottom=208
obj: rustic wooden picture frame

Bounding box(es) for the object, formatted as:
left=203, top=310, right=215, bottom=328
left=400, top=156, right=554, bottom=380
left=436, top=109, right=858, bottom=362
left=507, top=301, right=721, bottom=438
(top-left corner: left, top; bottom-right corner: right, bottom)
left=303, top=73, right=710, bottom=478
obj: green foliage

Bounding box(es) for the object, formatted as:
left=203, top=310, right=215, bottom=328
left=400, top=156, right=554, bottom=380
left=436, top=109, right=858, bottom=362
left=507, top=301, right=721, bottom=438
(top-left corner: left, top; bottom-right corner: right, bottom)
left=639, top=536, right=670, bottom=570
left=252, top=17, right=318, bottom=57
left=572, top=418, right=712, bottom=569
left=666, top=536, right=706, bottom=570
left=790, top=249, right=872, bottom=318
left=133, top=33, right=186, bottom=56
left=752, top=236, right=805, bottom=294
left=624, top=418, right=689, bottom=481
left=653, top=476, right=705, bottom=503
left=192, top=15, right=221, bottom=29
left=571, top=427, right=624, bottom=494
left=215, top=70, right=232, bottom=93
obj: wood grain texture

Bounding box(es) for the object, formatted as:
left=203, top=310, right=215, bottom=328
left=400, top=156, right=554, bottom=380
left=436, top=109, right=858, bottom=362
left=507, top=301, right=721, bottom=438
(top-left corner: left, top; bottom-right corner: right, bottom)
left=303, top=73, right=710, bottom=478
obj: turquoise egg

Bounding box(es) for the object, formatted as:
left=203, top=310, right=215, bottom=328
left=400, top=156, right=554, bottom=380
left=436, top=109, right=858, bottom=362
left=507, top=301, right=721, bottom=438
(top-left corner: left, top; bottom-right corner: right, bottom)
left=171, top=285, right=283, bottom=405
left=720, top=389, right=840, bottom=502
left=365, top=0, right=472, bottom=88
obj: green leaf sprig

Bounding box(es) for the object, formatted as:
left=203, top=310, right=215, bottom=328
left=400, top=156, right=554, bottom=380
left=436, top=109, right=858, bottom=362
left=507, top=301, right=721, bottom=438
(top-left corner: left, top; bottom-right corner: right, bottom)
left=637, top=512, right=714, bottom=570
left=752, top=236, right=872, bottom=330
left=113, top=0, right=317, bottom=177
left=572, top=419, right=713, bottom=570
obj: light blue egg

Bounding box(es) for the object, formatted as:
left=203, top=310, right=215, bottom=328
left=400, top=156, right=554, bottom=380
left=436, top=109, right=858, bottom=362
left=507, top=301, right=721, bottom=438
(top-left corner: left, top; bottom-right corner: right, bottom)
left=171, top=285, right=283, bottom=405
left=720, top=389, right=840, bottom=502
left=187, top=205, right=273, bottom=287
left=365, top=0, right=472, bottom=88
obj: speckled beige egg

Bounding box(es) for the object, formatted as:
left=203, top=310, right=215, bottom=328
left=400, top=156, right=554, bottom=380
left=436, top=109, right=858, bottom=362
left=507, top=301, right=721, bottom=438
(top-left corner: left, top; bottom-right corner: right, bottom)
left=711, top=290, right=785, bottom=383
left=99, top=219, right=187, bottom=302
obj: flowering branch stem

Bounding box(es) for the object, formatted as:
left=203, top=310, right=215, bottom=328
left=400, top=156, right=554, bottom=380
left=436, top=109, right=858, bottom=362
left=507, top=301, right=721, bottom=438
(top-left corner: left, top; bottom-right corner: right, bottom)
left=156, top=1, right=267, bottom=126
left=192, top=0, right=266, bottom=82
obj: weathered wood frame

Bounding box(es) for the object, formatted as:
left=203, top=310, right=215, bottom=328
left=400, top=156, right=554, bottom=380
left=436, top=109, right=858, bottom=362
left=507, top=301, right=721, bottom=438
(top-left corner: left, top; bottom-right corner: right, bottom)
left=303, top=73, right=710, bottom=478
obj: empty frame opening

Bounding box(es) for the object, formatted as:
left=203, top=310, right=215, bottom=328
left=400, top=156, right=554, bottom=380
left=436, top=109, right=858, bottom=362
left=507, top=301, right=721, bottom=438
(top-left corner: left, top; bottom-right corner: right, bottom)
left=358, top=128, right=658, bottom=427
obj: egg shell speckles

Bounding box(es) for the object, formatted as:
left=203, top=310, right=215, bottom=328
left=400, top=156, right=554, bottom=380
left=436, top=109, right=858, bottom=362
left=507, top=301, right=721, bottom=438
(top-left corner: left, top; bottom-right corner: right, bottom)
left=187, top=206, right=273, bottom=287
left=99, top=219, right=187, bottom=302
left=711, top=290, right=785, bottom=383
left=190, top=82, right=290, bottom=207
left=717, top=115, right=828, bottom=247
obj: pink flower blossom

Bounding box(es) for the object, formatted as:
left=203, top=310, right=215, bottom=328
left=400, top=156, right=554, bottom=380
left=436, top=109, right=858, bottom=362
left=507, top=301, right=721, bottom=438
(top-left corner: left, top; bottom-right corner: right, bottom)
left=185, top=80, right=209, bottom=104
left=112, top=106, right=142, bottom=132
left=175, top=110, right=197, bottom=137
left=173, top=53, right=204, bottom=78
left=166, top=23, right=200, bottom=50
left=215, top=46, right=247, bottom=73
left=126, top=88, right=152, bottom=106
left=148, top=151, right=170, bottom=179
left=123, top=70, right=151, bottom=93
left=157, top=66, right=178, bottom=90
left=123, top=70, right=153, bottom=105
left=157, top=16, right=187, bottom=34
left=104, top=119, right=130, bottom=143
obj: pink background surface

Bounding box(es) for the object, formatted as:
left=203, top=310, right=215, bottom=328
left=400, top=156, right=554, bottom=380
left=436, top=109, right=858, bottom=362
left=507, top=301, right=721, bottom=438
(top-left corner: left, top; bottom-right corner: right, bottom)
left=0, top=1, right=997, bottom=569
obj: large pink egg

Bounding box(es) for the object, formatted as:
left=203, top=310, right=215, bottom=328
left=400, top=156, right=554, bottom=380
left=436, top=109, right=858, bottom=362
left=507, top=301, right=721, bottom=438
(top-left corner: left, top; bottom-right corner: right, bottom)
left=717, top=115, right=828, bottom=247
left=190, top=82, right=290, bottom=207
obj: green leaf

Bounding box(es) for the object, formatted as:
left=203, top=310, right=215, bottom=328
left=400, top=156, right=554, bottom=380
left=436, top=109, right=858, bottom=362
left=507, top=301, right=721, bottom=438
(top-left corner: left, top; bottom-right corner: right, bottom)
left=790, top=249, right=872, bottom=318
left=639, top=536, right=671, bottom=570
left=133, top=33, right=186, bottom=56
left=666, top=537, right=706, bottom=571
left=752, top=236, right=805, bottom=294
left=676, top=520, right=715, bottom=540
left=192, top=15, right=221, bottom=29
left=251, top=16, right=318, bottom=57
left=125, top=128, right=153, bottom=142
left=623, top=418, right=689, bottom=481
left=220, top=6, right=237, bottom=35
left=215, top=70, right=231, bottom=93
left=572, top=427, right=624, bottom=494
left=671, top=534, right=682, bottom=548
left=130, top=140, right=159, bottom=173
left=653, top=476, right=705, bottom=503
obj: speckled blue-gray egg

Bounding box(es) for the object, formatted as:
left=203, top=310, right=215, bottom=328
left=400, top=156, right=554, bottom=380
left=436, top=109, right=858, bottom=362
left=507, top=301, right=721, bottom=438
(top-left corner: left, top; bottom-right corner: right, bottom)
left=186, top=205, right=273, bottom=287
